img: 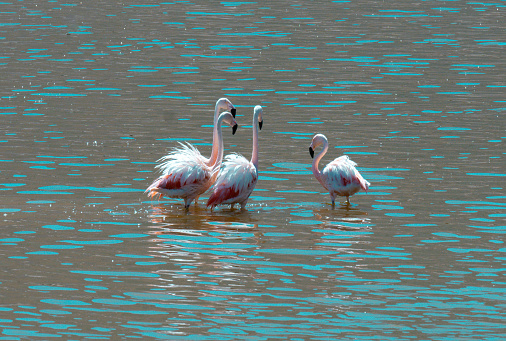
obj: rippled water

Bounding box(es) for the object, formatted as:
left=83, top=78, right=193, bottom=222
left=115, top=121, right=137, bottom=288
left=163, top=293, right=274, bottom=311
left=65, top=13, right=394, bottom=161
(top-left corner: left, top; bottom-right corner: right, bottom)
left=1, top=1, right=505, bottom=339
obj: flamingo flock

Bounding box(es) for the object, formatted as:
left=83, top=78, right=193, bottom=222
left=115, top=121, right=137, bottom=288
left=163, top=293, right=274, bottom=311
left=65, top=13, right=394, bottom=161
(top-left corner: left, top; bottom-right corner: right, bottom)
left=146, top=98, right=370, bottom=210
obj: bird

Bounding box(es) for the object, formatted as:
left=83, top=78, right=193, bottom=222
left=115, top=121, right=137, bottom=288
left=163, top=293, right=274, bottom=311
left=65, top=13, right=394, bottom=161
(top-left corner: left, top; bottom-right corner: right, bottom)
left=146, top=111, right=238, bottom=209
left=309, top=133, right=370, bottom=207
left=146, top=97, right=235, bottom=205
left=207, top=105, right=264, bottom=210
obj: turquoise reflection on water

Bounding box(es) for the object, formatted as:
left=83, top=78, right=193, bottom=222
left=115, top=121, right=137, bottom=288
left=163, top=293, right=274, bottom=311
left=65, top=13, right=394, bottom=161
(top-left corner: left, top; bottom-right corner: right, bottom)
left=30, top=285, right=78, bottom=292
left=1, top=1, right=505, bottom=339
left=43, top=225, right=74, bottom=231
left=70, top=271, right=160, bottom=278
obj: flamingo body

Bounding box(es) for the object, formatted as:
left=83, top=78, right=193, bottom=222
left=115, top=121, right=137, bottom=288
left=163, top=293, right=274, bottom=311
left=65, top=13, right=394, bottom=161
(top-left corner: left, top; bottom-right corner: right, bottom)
left=321, top=155, right=369, bottom=202
left=207, top=153, right=258, bottom=209
left=310, top=134, right=370, bottom=206
left=207, top=105, right=264, bottom=210
left=146, top=111, right=237, bottom=209
left=146, top=143, right=215, bottom=207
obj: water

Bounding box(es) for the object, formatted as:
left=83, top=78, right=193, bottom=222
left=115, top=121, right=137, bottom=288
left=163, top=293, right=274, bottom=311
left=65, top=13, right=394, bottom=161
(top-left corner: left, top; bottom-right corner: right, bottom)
left=1, top=0, right=505, bottom=339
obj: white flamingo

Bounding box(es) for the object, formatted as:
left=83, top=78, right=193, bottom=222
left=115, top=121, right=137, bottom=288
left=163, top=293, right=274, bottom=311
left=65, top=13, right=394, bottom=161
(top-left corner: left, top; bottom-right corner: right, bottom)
left=309, top=133, right=370, bottom=207
left=146, top=111, right=238, bottom=209
left=207, top=105, right=264, bottom=210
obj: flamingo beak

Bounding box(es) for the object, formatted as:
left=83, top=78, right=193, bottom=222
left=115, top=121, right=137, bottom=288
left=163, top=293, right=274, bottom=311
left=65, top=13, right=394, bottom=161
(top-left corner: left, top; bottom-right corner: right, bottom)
left=259, top=120, right=263, bottom=130
left=231, top=108, right=236, bottom=118
left=232, top=124, right=238, bottom=135
left=309, top=147, right=314, bottom=158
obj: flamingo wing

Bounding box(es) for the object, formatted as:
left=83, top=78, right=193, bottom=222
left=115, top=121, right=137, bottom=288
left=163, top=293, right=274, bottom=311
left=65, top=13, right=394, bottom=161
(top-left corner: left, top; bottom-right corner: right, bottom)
left=146, top=143, right=213, bottom=199
left=156, top=142, right=207, bottom=174
left=322, top=155, right=370, bottom=194
left=207, top=153, right=258, bottom=208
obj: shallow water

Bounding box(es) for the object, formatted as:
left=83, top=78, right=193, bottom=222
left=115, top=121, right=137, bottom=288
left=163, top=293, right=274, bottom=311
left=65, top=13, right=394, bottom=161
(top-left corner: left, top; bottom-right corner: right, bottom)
left=1, top=1, right=505, bottom=339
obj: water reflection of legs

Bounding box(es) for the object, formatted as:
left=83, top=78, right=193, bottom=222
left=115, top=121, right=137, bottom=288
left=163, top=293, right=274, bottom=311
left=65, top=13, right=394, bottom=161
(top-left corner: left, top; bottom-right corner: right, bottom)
left=313, top=204, right=370, bottom=228
left=148, top=204, right=258, bottom=231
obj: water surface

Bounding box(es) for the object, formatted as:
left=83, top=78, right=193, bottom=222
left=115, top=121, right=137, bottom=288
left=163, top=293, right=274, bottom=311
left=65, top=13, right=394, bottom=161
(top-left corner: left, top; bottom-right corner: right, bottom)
left=1, top=1, right=505, bottom=339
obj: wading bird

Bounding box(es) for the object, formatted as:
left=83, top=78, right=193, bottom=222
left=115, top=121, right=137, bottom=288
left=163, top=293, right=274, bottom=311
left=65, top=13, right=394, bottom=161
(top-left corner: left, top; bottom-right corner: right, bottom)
left=207, top=105, right=264, bottom=210
left=309, top=133, right=370, bottom=207
left=146, top=111, right=238, bottom=209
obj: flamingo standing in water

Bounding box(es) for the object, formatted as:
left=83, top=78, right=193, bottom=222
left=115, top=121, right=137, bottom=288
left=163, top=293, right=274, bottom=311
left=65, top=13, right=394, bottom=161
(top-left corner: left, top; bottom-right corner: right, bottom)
left=145, top=97, right=235, bottom=206
left=207, top=105, right=264, bottom=210
left=146, top=111, right=238, bottom=209
left=309, top=133, right=370, bottom=207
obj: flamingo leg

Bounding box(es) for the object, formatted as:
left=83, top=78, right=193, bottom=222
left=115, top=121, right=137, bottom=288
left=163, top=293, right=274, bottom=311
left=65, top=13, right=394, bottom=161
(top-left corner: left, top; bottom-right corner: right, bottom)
left=184, top=198, right=192, bottom=210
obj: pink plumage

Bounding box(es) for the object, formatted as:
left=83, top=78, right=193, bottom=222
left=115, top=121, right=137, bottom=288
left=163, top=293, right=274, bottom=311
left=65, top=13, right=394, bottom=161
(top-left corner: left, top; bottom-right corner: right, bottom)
left=310, top=134, right=370, bottom=207
left=146, top=143, right=215, bottom=206
left=322, top=155, right=369, bottom=197
left=207, top=186, right=240, bottom=207
left=207, top=154, right=258, bottom=209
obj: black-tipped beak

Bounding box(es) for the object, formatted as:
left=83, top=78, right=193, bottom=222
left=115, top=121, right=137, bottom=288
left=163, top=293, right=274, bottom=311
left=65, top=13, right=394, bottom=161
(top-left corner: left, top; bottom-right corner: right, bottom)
left=309, top=147, right=314, bottom=158
left=231, top=108, right=236, bottom=118
left=259, top=120, right=263, bottom=130
left=232, top=124, right=238, bottom=135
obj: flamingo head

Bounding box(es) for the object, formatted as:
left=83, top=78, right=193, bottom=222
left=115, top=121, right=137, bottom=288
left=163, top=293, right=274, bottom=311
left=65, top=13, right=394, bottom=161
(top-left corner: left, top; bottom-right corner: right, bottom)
left=309, top=133, right=327, bottom=158
left=217, top=97, right=237, bottom=118
left=254, top=105, right=264, bottom=130
left=219, top=111, right=238, bottom=135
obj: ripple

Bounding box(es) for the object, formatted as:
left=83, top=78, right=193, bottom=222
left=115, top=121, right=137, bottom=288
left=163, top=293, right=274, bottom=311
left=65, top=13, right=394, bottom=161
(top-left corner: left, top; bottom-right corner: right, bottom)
left=2, top=1, right=505, bottom=339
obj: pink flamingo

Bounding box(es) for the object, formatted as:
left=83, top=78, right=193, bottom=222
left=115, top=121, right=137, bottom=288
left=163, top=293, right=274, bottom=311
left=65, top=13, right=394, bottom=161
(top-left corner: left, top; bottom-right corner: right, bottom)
left=145, top=97, right=235, bottom=206
left=309, top=133, right=370, bottom=207
left=207, top=105, right=264, bottom=210
left=146, top=111, right=238, bottom=209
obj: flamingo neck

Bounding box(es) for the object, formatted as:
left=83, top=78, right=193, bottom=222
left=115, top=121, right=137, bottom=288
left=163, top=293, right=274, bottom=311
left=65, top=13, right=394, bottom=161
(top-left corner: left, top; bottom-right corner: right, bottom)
left=212, top=116, right=226, bottom=171
left=207, top=101, right=221, bottom=167
left=250, top=112, right=260, bottom=169
left=312, top=141, right=328, bottom=187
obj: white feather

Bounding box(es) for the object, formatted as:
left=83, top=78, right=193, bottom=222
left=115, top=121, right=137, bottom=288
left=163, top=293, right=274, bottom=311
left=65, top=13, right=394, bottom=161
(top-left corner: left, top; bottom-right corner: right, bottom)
left=208, top=153, right=258, bottom=207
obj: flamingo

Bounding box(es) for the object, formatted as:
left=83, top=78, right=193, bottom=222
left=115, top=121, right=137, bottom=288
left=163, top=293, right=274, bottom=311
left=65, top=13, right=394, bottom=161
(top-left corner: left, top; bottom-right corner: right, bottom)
left=145, top=97, right=235, bottom=205
left=146, top=111, right=238, bottom=209
left=309, top=133, right=370, bottom=207
left=207, top=105, right=264, bottom=210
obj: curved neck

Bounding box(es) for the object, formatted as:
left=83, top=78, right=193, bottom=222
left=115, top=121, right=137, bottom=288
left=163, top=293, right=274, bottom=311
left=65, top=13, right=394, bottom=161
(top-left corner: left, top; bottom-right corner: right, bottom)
left=207, top=101, right=222, bottom=167
left=250, top=112, right=260, bottom=168
left=212, top=116, right=226, bottom=170
left=312, top=141, right=328, bottom=187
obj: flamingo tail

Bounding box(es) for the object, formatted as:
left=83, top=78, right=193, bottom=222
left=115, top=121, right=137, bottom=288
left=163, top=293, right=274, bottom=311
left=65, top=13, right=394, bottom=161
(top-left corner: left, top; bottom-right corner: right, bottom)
left=355, top=171, right=370, bottom=193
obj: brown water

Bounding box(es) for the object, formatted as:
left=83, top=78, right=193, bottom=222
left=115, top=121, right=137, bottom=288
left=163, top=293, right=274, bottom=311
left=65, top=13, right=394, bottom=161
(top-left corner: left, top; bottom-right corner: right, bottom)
left=1, top=1, right=505, bottom=339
